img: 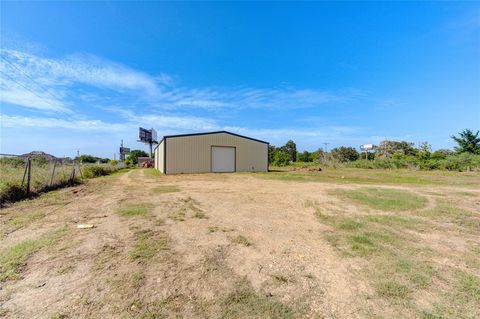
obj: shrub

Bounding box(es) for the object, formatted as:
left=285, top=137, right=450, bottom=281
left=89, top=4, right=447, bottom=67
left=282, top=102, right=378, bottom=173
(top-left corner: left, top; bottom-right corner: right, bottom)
left=331, top=147, right=360, bottom=162
left=81, top=165, right=115, bottom=178
left=273, top=151, right=290, bottom=166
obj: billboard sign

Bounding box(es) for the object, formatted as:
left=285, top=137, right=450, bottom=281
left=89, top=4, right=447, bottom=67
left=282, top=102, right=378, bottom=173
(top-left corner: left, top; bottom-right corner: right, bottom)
left=139, top=127, right=158, bottom=143
left=120, top=147, right=130, bottom=154
left=360, top=144, right=374, bottom=151
left=139, top=127, right=151, bottom=143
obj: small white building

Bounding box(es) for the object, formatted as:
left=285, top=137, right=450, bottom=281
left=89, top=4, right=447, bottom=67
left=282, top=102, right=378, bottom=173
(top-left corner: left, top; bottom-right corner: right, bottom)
left=154, top=131, right=269, bottom=174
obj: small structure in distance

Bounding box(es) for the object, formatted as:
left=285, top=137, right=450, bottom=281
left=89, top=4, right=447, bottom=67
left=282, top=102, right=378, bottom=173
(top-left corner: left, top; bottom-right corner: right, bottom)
left=360, top=144, right=374, bottom=159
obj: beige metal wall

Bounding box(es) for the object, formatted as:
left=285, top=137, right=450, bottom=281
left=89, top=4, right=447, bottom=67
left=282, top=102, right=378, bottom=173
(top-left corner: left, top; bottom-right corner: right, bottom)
left=165, top=132, right=267, bottom=174
left=154, top=139, right=164, bottom=173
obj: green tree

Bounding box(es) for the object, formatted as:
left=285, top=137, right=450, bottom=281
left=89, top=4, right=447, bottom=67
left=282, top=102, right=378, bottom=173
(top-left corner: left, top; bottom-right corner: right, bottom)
left=126, top=150, right=149, bottom=165
left=451, top=129, right=480, bottom=154
left=297, top=150, right=313, bottom=162
left=331, top=146, right=360, bottom=162
left=280, top=140, right=297, bottom=162
left=376, top=140, right=417, bottom=158
left=273, top=151, right=290, bottom=166
left=268, top=145, right=277, bottom=164
left=78, top=154, right=98, bottom=163
left=416, top=141, right=432, bottom=160
left=431, top=149, right=453, bottom=160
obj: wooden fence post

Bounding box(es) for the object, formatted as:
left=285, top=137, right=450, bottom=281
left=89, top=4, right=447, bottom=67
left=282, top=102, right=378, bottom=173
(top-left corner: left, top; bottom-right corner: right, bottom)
left=22, top=157, right=29, bottom=186
left=26, top=158, right=31, bottom=196
left=50, top=160, right=57, bottom=186
left=69, top=167, right=76, bottom=186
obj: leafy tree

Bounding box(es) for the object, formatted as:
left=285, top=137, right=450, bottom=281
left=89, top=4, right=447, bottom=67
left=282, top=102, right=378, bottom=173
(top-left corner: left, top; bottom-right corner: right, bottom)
left=431, top=149, right=453, bottom=160
left=273, top=151, right=290, bottom=166
left=416, top=141, right=432, bottom=160
left=280, top=140, right=297, bottom=162
left=268, top=145, right=277, bottom=164
left=78, top=154, right=98, bottom=163
left=331, top=146, right=360, bottom=162
left=297, top=150, right=313, bottom=162
left=126, top=150, right=149, bottom=165
left=451, top=129, right=480, bottom=154
left=376, top=140, right=417, bottom=158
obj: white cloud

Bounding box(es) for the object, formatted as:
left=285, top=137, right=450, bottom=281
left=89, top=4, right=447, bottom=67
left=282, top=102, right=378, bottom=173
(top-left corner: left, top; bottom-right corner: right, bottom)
left=1, top=48, right=356, bottom=114
left=0, top=85, right=67, bottom=112
left=0, top=114, right=126, bottom=131
left=0, top=113, right=218, bottom=133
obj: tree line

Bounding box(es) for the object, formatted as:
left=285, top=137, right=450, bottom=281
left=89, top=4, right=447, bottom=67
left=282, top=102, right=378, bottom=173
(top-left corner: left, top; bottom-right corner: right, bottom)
left=268, top=129, right=480, bottom=171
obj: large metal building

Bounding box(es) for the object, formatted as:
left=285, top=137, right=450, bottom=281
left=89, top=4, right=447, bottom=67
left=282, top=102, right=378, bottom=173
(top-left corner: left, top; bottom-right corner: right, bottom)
left=154, top=131, right=269, bottom=174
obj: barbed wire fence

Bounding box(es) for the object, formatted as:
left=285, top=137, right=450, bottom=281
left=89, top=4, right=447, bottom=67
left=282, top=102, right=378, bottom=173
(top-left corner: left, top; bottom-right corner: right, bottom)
left=0, top=154, right=124, bottom=205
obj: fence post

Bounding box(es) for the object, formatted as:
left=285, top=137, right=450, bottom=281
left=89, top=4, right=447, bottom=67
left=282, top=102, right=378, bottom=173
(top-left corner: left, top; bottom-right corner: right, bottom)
left=50, top=160, right=57, bottom=186
left=26, top=158, right=31, bottom=196
left=69, top=167, right=76, bottom=186
left=22, top=157, right=29, bottom=186
left=78, top=163, right=84, bottom=179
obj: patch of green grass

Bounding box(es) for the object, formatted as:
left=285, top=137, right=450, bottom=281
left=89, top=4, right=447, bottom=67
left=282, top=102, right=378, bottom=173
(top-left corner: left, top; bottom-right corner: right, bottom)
left=261, top=167, right=480, bottom=187
left=366, top=215, right=425, bottom=230
left=144, top=168, right=162, bottom=177
left=0, top=227, right=67, bottom=281
left=376, top=281, right=410, bottom=299
left=336, top=188, right=427, bottom=211
left=230, top=235, right=253, bottom=247
left=458, top=272, right=480, bottom=302
left=117, top=204, right=150, bottom=217
left=152, top=185, right=180, bottom=193
left=1, top=211, right=46, bottom=236
left=338, top=218, right=364, bottom=230
left=417, top=201, right=479, bottom=232
left=221, top=286, right=297, bottom=319
left=130, top=229, right=169, bottom=264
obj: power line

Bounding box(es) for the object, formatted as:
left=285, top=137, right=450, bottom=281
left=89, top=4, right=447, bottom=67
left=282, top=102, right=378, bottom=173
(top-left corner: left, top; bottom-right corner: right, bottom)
left=0, top=69, right=64, bottom=111
left=0, top=55, right=65, bottom=105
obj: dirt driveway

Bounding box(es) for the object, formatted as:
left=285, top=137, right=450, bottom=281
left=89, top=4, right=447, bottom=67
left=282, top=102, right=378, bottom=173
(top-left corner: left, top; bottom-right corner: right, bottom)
left=1, top=169, right=479, bottom=318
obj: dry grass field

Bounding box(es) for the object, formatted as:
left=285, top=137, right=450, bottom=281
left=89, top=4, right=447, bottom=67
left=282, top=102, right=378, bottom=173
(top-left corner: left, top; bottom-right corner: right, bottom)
left=0, top=168, right=479, bottom=318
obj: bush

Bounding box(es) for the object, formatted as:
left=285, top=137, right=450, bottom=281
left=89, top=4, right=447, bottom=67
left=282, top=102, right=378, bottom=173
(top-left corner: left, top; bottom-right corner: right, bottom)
left=331, top=147, right=359, bottom=162
left=81, top=165, right=115, bottom=178
left=442, top=153, right=480, bottom=171
left=347, top=153, right=480, bottom=171
left=273, top=151, right=290, bottom=166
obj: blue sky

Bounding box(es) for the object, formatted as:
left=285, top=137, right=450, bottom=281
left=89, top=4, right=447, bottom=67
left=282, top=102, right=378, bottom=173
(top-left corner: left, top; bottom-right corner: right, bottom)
left=1, top=2, right=479, bottom=158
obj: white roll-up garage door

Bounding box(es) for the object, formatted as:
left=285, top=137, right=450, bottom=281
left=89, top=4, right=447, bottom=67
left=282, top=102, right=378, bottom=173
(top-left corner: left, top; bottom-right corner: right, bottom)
left=211, top=146, right=235, bottom=172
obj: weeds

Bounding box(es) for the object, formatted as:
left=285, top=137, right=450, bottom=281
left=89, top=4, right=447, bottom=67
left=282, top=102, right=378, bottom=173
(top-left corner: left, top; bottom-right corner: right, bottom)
left=230, top=235, right=253, bottom=247
left=221, top=286, right=297, bottom=319
left=117, top=204, right=150, bottom=217
left=130, top=229, right=169, bottom=264
left=152, top=185, right=180, bottom=194
left=0, top=227, right=67, bottom=281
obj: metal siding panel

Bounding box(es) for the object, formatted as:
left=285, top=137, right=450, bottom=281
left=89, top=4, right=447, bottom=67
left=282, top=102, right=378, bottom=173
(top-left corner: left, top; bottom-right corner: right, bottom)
left=156, top=140, right=164, bottom=173
left=165, top=132, right=267, bottom=174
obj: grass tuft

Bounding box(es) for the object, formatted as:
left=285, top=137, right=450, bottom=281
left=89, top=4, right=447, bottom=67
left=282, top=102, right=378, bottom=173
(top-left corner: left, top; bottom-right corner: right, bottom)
left=130, top=229, right=169, bottom=264
left=117, top=204, right=150, bottom=217
left=230, top=235, right=253, bottom=247
left=376, top=281, right=410, bottom=299
left=222, top=286, right=297, bottom=319
left=152, top=185, right=180, bottom=194
left=0, top=227, right=67, bottom=281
